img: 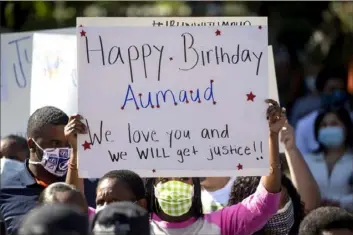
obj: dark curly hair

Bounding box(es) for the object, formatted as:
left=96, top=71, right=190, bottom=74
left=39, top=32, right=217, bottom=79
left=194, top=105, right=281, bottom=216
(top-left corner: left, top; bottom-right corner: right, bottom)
left=144, top=178, right=203, bottom=218
left=27, top=106, right=69, bottom=139
left=299, top=206, right=353, bottom=235
left=228, top=175, right=305, bottom=235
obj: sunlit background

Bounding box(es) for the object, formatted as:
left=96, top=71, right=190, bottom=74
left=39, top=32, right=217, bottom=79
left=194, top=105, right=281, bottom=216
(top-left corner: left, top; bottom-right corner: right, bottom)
left=1, top=1, right=353, bottom=119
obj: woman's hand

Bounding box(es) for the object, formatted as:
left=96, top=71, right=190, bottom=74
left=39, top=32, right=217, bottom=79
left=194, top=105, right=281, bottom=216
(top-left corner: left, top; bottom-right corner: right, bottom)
left=64, top=114, right=86, bottom=150
left=266, top=99, right=286, bottom=134
left=280, top=122, right=296, bottom=151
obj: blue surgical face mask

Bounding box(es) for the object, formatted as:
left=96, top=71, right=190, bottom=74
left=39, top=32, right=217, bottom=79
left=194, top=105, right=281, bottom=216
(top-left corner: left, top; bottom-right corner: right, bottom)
left=318, top=126, right=345, bottom=148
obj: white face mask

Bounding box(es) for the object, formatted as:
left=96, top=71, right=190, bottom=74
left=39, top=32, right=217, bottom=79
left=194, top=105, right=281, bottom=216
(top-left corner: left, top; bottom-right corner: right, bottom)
left=28, top=139, right=71, bottom=177
left=264, top=198, right=295, bottom=234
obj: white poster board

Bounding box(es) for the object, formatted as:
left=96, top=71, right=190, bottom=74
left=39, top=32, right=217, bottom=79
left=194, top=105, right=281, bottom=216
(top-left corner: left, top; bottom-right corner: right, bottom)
left=77, top=17, right=267, bottom=27
left=30, top=34, right=77, bottom=116
left=77, top=26, right=268, bottom=178
left=0, top=28, right=75, bottom=138
left=78, top=17, right=285, bottom=154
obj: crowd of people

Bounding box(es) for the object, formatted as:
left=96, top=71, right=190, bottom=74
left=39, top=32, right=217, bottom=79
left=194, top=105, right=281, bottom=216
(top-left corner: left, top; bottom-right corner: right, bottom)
left=1, top=63, right=353, bottom=235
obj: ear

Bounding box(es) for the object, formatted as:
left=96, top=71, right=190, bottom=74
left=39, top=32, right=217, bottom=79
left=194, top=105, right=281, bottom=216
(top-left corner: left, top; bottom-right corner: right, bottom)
left=136, top=198, right=147, bottom=210
left=27, top=138, right=36, bottom=153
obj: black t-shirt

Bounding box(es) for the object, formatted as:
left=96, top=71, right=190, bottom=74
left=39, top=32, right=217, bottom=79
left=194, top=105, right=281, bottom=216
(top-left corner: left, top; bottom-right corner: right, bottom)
left=84, top=178, right=98, bottom=208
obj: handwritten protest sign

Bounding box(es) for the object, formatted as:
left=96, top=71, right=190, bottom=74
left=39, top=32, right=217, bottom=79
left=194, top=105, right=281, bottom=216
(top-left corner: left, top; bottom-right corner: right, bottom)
left=30, top=33, right=77, bottom=116
left=77, top=17, right=267, bottom=27
left=79, top=17, right=285, bottom=154
left=77, top=26, right=268, bottom=177
left=0, top=28, right=75, bottom=138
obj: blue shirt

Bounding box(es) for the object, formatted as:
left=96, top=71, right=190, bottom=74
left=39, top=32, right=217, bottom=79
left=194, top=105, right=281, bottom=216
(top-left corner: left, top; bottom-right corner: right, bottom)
left=0, top=161, right=97, bottom=234
left=0, top=187, right=43, bottom=235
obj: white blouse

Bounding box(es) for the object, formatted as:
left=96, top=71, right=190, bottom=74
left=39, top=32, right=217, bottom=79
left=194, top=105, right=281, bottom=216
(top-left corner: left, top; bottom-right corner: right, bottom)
left=304, top=151, right=353, bottom=211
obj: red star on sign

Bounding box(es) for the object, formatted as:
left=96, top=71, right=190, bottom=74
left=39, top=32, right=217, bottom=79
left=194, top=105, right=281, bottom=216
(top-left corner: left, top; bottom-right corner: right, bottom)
left=258, top=25, right=262, bottom=30
left=152, top=169, right=156, bottom=173
left=82, top=141, right=91, bottom=150
left=237, top=163, right=243, bottom=170
left=246, top=92, right=256, bottom=102
left=80, top=30, right=86, bottom=37
left=215, top=29, right=221, bottom=36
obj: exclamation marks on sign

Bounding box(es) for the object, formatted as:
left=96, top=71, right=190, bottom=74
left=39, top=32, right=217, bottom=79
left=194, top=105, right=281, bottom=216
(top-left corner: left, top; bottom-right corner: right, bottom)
left=253, top=141, right=263, bottom=160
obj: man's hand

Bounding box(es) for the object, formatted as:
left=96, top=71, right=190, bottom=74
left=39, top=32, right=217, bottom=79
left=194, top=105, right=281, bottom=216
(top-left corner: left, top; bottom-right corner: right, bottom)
left=64, top=114, right=86, bottom=150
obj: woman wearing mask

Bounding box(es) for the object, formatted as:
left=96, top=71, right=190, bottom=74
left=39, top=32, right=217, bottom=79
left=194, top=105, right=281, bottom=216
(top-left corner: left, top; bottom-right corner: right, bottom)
left=228, top=175, right=305, bottom=235
left=304, top=107, right=353, bottom=211
left=144, top=99, right=286, bottom=235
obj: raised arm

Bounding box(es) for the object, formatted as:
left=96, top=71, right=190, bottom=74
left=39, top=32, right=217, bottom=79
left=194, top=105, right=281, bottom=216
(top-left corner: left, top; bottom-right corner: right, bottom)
left=64, top=115, right=86, bottom=193
left=281, top=122, right=321, bottom=212
left=207, top=99, right=284, bottom=235
left=260, top=99, right=285, bottom=193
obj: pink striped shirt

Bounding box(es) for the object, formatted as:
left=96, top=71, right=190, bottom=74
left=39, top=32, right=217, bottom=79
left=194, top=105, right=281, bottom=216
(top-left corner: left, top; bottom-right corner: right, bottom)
left=150, top=182, right=281, bottom=235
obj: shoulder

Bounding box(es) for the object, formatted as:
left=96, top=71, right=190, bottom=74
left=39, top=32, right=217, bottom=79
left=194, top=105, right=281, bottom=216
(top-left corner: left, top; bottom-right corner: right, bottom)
left=296, top=111, right=319, bottom=128
left=0, top=161, right=36, bottom=188
left=303, top=152, right=322, bottom=162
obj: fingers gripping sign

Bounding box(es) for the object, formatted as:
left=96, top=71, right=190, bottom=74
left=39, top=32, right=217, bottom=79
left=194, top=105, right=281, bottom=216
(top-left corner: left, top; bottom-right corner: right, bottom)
left=265, top=99, right=287, bottom=135
left=64, top=114, right=87, bottom=150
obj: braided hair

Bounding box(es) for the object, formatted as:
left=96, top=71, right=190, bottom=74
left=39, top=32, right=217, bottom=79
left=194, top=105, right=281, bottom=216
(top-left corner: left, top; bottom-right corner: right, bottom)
left=144, top=178, right=203, bottom=218
left=281, top=175, right=305, bottom=235
left=228, top=175, right=305, bottom=235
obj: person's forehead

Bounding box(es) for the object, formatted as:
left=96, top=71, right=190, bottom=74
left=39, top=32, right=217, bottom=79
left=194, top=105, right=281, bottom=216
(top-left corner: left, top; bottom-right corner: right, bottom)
left=98, top=178, right=131, bottom=192
left=38, top=124, right=66, bottom=139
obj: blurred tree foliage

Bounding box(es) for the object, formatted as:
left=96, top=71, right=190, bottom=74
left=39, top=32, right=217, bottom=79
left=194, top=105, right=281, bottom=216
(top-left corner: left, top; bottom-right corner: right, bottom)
left=0, top=1, right=352, bottom=109
left=1, top=1, right=351, bottom=61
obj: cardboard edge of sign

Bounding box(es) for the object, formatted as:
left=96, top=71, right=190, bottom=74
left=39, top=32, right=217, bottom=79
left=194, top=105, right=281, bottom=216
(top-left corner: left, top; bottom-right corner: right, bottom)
left=79, top=168, right=270, bottom=178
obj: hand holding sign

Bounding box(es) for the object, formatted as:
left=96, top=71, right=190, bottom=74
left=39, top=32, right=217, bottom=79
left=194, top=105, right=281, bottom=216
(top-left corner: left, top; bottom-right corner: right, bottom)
left=65, top=115, right=87, bottom=150
left=265, top=99, right=286, bottom=135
